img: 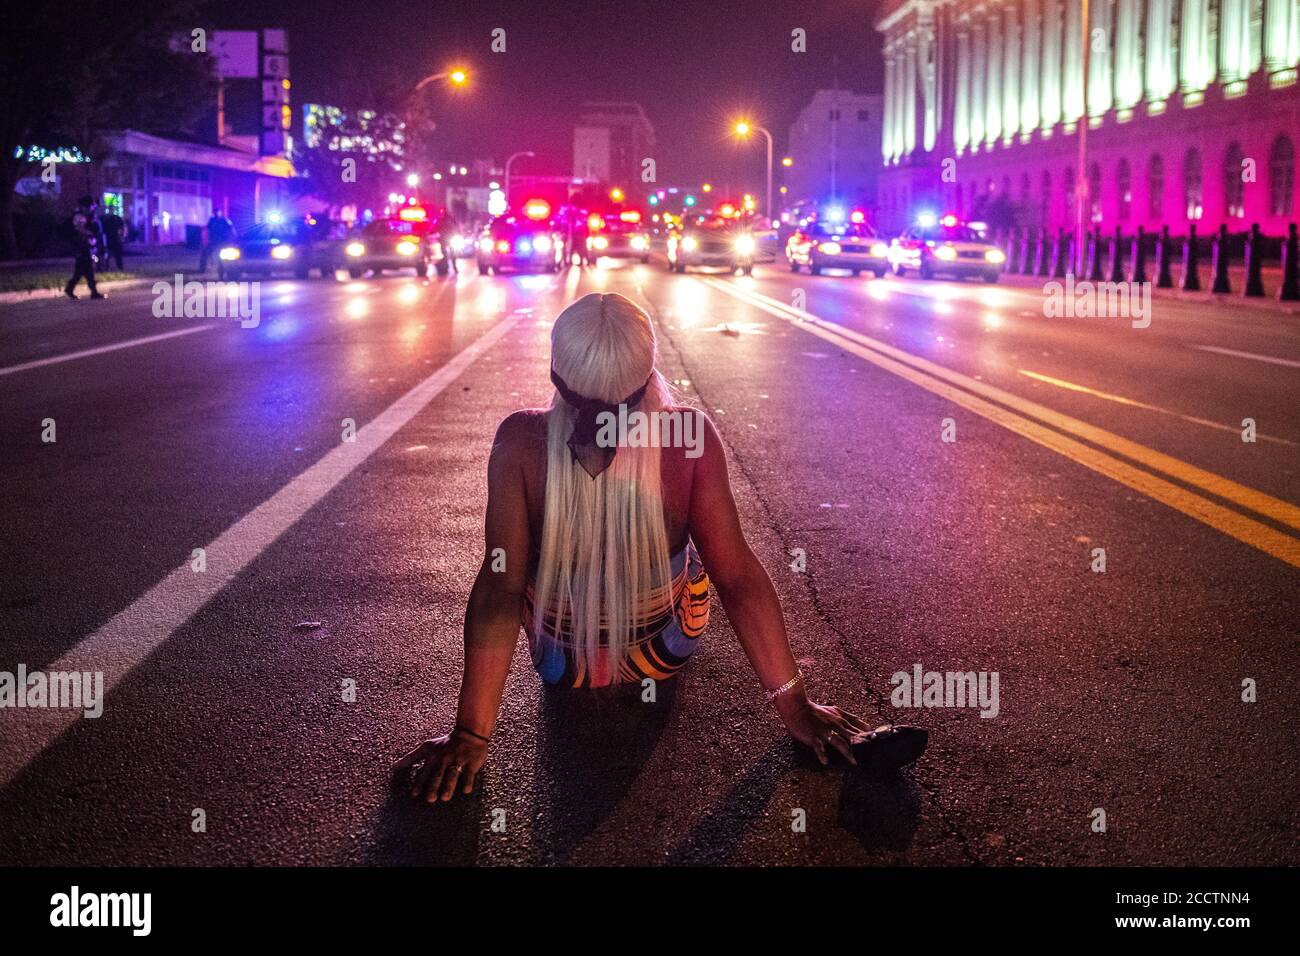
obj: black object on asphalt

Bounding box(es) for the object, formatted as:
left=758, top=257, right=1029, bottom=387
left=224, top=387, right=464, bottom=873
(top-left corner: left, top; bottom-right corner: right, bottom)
left=849, top=724, right=929, bottom=775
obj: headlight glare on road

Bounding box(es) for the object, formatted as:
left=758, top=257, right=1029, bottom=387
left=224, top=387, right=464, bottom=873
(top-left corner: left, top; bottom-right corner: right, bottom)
left=985, top=248, right=1007, bottom=264
left=345, top=242, right=366, bottom=257
left=870, top=242, right=888, bottom=257
left=681, top=236, right=699, bottom=251
left=818, top=241, right=842, bottom=256
left=219, top=247, right=240, bottom=261
left=734, top=235, right=756, bottom=255
left=934, top=245, right=958, bottom=261
left=271, top=245, right=293, bottom=260
left=396, top=241, right=419, bottom=256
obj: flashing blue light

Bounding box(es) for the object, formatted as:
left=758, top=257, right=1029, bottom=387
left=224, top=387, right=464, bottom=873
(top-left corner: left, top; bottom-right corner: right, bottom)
left=916, top=211, right=938, bottom=228
left=684, top=195, right=696, bottom=206
left=266, top=211, right=284, bottom=224
left=517, top=237, right=533, bottom=253
left=648, top=195, right=659, bottom=205
left=824, top=205, right=846, bottom=223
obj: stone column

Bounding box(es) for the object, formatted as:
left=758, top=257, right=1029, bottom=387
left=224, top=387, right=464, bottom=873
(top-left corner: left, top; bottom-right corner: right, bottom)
left=1021, top=0, right=1041, bottom=135
left=971, top=10, right=987, bottom=146
left=1040, top=0, right=1063, bottom=129
left=904, top=32, right=918, bottom=156
left=1181, top=0, right=1214, bottom=92
left=1264, top=0, right=1300, bottom=71
left=1003, top=4, right=1022, bottom=140
left=1145, top=0, right=1177, bottom=104
left=985, top=2, right=1003, bottom=144
left=920, top=15, right=939, bottom=152
left=1114, top=0, right=1142, bottom=109
left=1088, top=0, right=1113, bottom=117
left=883, top=41, right=897, bottom=161
left=1063, top=0, right=1084, bottom=122
left=954, top=20, right=972, bottom=152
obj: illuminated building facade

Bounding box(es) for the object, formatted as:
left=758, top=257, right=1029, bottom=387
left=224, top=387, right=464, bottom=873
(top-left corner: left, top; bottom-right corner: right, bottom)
left=874, top=0, right=1300, bottom=234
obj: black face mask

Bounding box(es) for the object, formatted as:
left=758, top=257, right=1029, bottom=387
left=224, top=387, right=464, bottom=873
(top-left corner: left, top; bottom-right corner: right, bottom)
left=549, top=368, right=652, bottom=478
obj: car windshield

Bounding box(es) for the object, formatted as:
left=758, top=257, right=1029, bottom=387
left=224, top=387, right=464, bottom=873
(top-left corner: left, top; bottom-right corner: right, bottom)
left=363, top=220, right=419, bottom=237
left=813, top=222, right=874, bottom=238
left=690, top=215, right=740, bottom=232
left=920, top=225, right=983, bottom=242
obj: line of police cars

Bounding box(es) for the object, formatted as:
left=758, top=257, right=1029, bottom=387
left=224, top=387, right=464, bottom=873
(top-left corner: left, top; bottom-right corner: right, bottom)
left=212, top=203, right=1006, bottom=284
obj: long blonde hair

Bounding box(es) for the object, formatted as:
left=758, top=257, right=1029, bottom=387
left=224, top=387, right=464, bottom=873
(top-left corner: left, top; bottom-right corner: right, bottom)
left=533, top=292, right=674, bottom=687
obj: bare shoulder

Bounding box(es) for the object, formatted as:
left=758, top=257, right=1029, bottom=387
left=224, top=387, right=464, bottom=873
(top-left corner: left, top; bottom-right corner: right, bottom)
left=658, top=404, right=722, bottom=469
left=491, top=409, right=549, bottom=462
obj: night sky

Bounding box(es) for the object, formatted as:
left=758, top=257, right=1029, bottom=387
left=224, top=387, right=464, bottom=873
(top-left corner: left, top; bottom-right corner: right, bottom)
left=204, top=0, right=885, bottom=190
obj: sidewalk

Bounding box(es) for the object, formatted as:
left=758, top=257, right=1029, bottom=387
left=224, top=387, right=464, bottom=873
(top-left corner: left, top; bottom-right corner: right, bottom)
left=0, top=245, right=206, bottom=303
left=994, top=263, right=1300, bottom=316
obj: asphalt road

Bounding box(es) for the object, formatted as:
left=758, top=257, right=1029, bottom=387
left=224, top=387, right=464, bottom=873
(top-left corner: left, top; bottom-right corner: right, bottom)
left=0, top=256, right=1296, bottom=865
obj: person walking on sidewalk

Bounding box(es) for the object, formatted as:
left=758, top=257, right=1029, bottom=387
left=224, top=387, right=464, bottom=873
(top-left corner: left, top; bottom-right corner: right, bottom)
left=64, top=196, right=105, bottom=300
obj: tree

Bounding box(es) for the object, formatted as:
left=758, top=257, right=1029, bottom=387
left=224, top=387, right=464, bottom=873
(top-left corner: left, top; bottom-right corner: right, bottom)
left=0, top=0, right=215, bottom=258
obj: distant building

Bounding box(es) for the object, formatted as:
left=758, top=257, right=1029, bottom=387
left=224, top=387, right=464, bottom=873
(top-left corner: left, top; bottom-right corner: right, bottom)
left=787, top=90, right=884, bottom=210
left=573, top=102, right=655, bottom=196
left=874, top=0, right=1300, bottom=235
left=301, top=103, right=405, bottom=161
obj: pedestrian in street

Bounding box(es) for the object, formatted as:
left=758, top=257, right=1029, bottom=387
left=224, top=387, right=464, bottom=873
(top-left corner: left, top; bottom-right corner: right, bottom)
left=64, top=196, right=105, bottom=300
left=396, top=292, right=926, bottom=802
left=100, top=205, right=126, bottom=271
left=435, top=209, right=459, bottom=276
left=200, top=211, right=234, bottom=273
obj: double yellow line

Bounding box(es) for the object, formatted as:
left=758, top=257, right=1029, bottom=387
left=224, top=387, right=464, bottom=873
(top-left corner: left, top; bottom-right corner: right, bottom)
left=700, top=277, right=1300, bottom=570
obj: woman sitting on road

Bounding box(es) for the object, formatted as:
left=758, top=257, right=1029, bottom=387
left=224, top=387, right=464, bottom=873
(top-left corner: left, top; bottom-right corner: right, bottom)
left=396, top=292, right=925, bottom=802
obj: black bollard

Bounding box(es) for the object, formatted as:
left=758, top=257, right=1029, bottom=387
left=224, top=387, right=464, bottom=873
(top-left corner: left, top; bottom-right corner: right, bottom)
left=1053, top=229, right=1068, bottom=278
left=1018, top=228, right=1032, bottom=274
left=1243, top=223, right=1265, bottom=297
left=1108, top=225, right=1125, bottom=283
left=1065, top=232, right=1078, bottom=277
left=1130, top=225, right=1148, bottom=284
left=1034, top=227, right=1048, bottom=275
left=1088, top=226, right=1104, bottom=280
left=1181, top=223, right=1201, bottom=291
left=1156, top=225, right=1174, bottom=288
left=1211, top=223, right=1232, bottom=293
left=1280, top=223, right=1300, bottom=301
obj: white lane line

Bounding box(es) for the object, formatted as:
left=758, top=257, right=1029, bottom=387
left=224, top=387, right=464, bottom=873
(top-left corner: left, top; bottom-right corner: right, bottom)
left=0, top=325, right=217, bottom=378
left=1194, top=345, right=1300, bottom=369
left=0, top=309, right=526, bottom=788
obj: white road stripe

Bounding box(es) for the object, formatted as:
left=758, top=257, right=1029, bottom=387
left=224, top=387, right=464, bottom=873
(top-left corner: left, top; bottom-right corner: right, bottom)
left=0, top=309, right=526, bottom=788
left=0, top=325, right=217, bottom=378
left=1194, top=345, right=1300, bottom=369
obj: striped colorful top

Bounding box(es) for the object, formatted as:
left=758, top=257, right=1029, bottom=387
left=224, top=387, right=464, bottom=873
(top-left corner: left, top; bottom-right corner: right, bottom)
left=524, top=541, right=710, bottom=688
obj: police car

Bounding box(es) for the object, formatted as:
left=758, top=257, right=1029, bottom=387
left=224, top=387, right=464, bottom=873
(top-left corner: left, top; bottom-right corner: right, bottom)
left=785, top=210, right=889, bottom=277
left=666, top=204, right=755, bottom=275
left=888, top=214, right=1006, bottom=282
left=476, top=200, right=565, bottom=275
left=586, top=210, right=651, bottom=263
left=341, top=206, right=448, bottom=278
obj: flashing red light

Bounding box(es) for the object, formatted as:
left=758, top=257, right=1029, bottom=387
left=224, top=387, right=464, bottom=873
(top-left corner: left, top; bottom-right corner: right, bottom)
left=619, top=210, right=642, bottom=223
left=718, top=202, right=738, bottom=218
left=587, top=213, right=604, bottom=231
left=940, top=214, right=959, bottom=228
left=524, top=199, right=551, bottom=221
left=399, top=206, right=428, bottom=222
left=850, top=210, right=865, bottom=224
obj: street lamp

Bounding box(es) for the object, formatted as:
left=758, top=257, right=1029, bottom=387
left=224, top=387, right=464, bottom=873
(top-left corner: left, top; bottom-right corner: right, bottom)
left=504, top=150, right=535, bottom=203
left=734, top=119, right=774, bottom=223
left=413, top=68, right=469, bottom=93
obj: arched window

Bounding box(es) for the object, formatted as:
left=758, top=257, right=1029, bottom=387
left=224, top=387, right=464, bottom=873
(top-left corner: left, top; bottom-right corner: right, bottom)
left=1041, top=170, right=1052, bottom=226
left=1088, top=163, right=1102, bottom=223
left=1270, top=135, right=1295, bottom=217
left=1224, top=142, right=1245, bottom=219
left=1148, top=154, right=1164, bottom=220
left=1117, top=159, right=1132, bottom=221
left=1184, top=148, right=1203, bottom=220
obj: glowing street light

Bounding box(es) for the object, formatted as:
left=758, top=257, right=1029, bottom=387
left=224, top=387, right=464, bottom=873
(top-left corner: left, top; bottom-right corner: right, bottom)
left=449, top=69, right=467, bottom=86
left=610, top=187, right=625, bottom=202
left=733, top=118, right=774, bottom=221
left=415, top=68, right=469, bottom=92
left=781, top=157, right=793, bottom=167
left=702, top=182, right=713, bottom=193
left=406, top=173, right=420, bottom=187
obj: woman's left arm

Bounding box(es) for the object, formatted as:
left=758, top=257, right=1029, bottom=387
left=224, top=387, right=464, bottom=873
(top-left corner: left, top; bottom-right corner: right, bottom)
left=395, top=416, right=532, bottom=802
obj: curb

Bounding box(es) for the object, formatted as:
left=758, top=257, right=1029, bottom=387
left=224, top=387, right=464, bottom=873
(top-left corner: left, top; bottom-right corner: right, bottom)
left=0, top=277, right=156, bottom=305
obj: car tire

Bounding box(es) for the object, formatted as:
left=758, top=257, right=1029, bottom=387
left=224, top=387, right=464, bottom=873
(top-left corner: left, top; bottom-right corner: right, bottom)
left=874, top=266, right=887, bottom=278
left=852, top=269, right=862, bottom=276
left=348, top=266, right=364, bottom=278
left=919, top=261, right=934, bottom=280
left=893, top=263, right=906, bottom=277
left=983, top=272, right=1000, bottom=283
left=477, top=259, right=488, bottom=275
left=788, top=258, right=799, bottom=273
left=294, top=268, right=309, bottom=280
left=673, top=259, right=686, bottom=274
left=810, top=263, right=822, bottom=276
left=435, top=260, right=448, bottom=277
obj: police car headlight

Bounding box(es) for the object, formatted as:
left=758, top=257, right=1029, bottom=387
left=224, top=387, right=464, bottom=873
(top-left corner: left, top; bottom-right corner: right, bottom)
left=345, top=242, right=366, bottom=257
left=451, top=235, right=467, bottom=251
left=870, top=242, right=888, bottom=257
left=478, top=238, right=493, bottom=252
left=219, top=247, right=240, bottom=261
left=985, top=248, right=1007, bottom=264
left=934, top=245, right=958, bottom=261
left=630, top=235, right=648, bottom=251
left=818, top=241, right=842, bottom=256
left=734, top=235, right=756, bottom=255
left=396, top=240, right=419, bottom=256
left=590, top=236, right=609, bottom=250
left=681, top=236, right=698, bottom=251
left=532, top=235, right=551, bottom=252
left=271, top=245, right=293, bottom=260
